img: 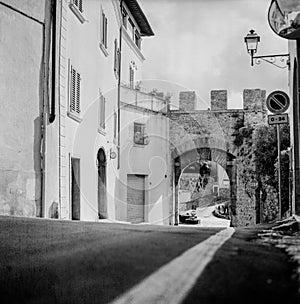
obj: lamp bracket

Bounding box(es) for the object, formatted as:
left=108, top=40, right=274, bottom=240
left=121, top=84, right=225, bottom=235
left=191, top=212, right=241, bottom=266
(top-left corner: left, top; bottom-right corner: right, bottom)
left=252, top=54, right=290, bottom=69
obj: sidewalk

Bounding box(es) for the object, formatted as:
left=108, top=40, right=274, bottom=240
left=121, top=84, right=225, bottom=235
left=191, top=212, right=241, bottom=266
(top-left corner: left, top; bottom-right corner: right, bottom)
left=257, top=215, right=300, bottom=292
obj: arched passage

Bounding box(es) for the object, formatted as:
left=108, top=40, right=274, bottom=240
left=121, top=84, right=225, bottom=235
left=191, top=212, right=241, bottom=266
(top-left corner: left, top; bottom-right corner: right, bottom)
left=173, top=147, right=236, bottom=225
left=97, top=148, right=107, bottom=219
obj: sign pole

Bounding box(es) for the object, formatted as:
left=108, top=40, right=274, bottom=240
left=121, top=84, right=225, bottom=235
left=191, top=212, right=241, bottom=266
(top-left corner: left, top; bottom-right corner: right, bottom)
left=277, top=124, right=282, bottom=219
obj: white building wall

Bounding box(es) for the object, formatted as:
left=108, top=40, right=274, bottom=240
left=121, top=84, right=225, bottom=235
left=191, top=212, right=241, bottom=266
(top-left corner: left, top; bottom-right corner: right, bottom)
left=56, top=0, right=154, bottom=221
left=117, top=104, right=170, bottom=224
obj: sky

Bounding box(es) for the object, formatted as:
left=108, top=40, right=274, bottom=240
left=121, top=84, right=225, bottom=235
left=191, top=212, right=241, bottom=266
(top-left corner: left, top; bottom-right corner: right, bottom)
left=138, top=0, right=290, bottom=109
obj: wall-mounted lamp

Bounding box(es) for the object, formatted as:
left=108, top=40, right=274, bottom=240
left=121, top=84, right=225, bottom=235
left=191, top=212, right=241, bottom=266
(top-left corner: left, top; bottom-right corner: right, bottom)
left=244, top=29, right=290, bottom=69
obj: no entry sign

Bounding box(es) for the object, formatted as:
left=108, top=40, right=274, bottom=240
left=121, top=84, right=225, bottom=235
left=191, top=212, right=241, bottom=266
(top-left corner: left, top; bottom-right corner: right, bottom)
left=266, top=91, right=290, bottom=114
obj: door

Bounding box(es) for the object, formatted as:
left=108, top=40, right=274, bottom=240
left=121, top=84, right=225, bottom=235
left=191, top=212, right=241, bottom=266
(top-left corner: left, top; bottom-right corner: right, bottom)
left=71, top=158, right=80, bottom=220
left=127, top=174, right=145, bottom=223
left=97, top=149, right=107, bottom=219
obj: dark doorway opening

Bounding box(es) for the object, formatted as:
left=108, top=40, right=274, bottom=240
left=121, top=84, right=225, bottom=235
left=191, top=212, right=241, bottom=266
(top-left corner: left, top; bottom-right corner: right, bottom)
left=97, top=148, right=107, bottom=219
left=71, top=157, right=80, bottom=220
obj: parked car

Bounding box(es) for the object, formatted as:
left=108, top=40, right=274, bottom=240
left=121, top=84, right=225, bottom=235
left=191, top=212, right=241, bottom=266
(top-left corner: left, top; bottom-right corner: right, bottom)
left=179, top=209, right=200, bottom=224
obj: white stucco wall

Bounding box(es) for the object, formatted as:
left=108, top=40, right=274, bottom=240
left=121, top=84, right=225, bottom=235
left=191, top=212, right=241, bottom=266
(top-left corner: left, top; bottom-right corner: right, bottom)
left=0, top=0, right=48, bottom=217
left=117, top=104, right=170, bottom=224
left=58, top=0, right=153, bottom=221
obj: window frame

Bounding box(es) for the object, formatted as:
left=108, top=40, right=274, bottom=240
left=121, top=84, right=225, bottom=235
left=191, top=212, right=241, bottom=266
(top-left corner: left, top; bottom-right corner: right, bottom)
left=99, top=7, right=108, bottom=56
left=133, top=122, right=146, bottom=145
left=67, top=60, right=82, bottom=123
left=69, top=0, right=85, bottom=23
left=129, top=65, right=134, bottom=89
left=98, top=91, right=106, bottom=134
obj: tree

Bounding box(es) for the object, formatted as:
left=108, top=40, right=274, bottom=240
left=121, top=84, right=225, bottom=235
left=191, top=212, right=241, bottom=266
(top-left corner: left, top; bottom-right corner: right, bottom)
left=254, top=124, right=290, bottom=218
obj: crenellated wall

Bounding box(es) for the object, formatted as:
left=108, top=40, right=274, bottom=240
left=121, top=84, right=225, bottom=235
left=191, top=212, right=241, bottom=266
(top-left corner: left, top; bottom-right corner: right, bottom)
left=168, top=89, right=267, bottom=226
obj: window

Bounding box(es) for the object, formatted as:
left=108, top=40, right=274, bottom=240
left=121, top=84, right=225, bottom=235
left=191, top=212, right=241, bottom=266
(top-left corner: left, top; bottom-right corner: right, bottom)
left=101, top=9, right=108, bottom=49
left=69, top=0, right=85, bottom=23
left=134, top=30, right=141, bottom=49
left=134, top=123, right=146, bottom=145
left=72, top=0, right=83, bottom=13
left=114, top=39, right=119, bottom=77
left=128, top=18, right=135, bottom=40
left=114, top=111, right=117, bottom=141
left=129, top=66, right=134, bottom=88
left=122, top=8, right=127, bottom=28
left=69, top=64, right=81, bottom=116
left=99, top=93, right=106, bottom=130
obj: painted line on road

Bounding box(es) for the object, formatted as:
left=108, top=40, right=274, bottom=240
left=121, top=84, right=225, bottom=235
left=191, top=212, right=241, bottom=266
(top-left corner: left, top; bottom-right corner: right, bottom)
left=109, top=227, right=235, bottom=304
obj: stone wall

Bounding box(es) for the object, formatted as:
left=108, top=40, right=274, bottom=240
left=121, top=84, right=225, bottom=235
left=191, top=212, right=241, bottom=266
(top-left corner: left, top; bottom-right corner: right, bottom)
left=211, top=90, right=227, bottom=110
left=169, top=89, right=267, bottom=226
left=179, top=91, right=196, bottom=111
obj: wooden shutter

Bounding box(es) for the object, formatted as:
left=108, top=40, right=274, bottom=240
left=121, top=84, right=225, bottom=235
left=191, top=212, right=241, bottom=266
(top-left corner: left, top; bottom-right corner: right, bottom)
left=104, top=15, right=108, bottom=48
left=129, top=66, right=134, bottom=88
left=70, top=66, right=76, bottom=112
left=99, top=94, right=105, bottom=129
left=78, top=0, right=83, bottom=13
left=76, top=72, right=80, bottom=114
left=114, top=39, right=118, bottom=74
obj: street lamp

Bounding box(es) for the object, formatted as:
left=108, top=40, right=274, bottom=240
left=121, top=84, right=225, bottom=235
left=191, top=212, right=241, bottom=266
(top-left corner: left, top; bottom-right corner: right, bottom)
left=244, top=29, right=290, bottom=68
left=244, top=29, right=260, bottom=66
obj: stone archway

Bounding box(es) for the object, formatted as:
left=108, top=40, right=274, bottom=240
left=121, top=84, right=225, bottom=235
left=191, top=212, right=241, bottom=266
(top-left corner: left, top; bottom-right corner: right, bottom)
left=97, top=148, right=107, bottom=219
left=173, top=147, right=236, bottom=225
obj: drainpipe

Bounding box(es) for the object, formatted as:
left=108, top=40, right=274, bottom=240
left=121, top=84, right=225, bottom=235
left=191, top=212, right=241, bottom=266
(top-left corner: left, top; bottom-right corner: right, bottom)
left=294, top=40, right=300, bottom=215
left=117, top=0, right=123, bottom=169
left=49, top=0, right=56, bottom=123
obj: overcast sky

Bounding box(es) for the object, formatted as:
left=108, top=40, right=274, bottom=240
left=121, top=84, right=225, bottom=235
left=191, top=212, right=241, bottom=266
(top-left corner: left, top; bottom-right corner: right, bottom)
left=139, top=0, right=290, bottom=109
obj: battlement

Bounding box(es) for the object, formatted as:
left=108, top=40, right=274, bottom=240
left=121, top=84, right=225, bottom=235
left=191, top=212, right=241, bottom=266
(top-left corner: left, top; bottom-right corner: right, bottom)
left=177, top=89, right=267, bottom=112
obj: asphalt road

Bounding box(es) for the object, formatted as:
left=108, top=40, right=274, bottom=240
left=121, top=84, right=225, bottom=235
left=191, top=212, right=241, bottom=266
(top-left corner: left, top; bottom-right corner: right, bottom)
left=0, top=216, right=299, bottom=304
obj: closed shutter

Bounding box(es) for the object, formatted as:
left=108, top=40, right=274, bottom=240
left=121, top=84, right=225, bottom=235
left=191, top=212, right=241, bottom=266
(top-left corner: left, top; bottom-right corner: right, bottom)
left=69, top=64, right=81, bottom=115
left=78, top=0, right=83, bottom=13
left=76, top=72, right=80, bottom=114
left=127, top=175, right=145, bottom=223
left=71, top=67, right=76, bottom=112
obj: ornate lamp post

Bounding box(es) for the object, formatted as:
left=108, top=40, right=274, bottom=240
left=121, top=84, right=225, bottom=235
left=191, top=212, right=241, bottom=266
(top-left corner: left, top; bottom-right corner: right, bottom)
left=244, top=29, right=290, bottom=68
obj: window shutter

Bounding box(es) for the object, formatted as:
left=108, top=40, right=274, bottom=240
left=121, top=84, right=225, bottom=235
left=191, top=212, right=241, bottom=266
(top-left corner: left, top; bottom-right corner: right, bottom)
left=71, top=67, right=76, bottom=112
left=104, top=16, right=108, bottom=48
left=76, top=72, right=80, bottom=114
left=114, top=39, right=118, bottom=74
left=129, top=66, right=134, bottom=88
left=78, top=0, right=83, bottom=13
left=99, top=94, right=106, bottom=129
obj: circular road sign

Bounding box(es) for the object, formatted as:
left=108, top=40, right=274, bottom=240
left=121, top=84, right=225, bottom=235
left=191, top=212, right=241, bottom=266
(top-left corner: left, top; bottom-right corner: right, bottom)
left=266, top=91, right=290, bottom=114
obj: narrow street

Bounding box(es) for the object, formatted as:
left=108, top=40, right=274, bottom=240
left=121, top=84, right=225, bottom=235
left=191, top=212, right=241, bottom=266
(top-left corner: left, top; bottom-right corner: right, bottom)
left=0, top=216, right=299, bottom=304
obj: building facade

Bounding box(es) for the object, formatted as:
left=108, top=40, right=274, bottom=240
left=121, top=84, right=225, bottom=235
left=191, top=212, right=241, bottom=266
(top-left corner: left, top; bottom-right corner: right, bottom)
left=0, top=0, right=53, bottom=217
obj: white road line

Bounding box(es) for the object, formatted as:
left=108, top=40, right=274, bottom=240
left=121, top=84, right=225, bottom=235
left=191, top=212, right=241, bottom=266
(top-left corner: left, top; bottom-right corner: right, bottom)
left=109, top=227, right=235, bottom=304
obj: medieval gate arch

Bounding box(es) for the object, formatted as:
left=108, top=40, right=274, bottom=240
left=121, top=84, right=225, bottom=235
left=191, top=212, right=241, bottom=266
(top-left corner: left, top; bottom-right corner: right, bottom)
left=168, top=89, right=268, bottom=226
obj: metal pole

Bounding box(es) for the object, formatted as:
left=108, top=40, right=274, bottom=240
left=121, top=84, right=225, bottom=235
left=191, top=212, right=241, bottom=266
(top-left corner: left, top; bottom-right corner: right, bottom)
left=277, top=124, right=282, bottom=219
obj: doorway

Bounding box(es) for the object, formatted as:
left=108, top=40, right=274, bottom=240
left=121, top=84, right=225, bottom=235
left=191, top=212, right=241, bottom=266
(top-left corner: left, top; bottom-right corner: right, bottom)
left=97, top=148, right=107, bottom=219
left=71, top=157, right=80, bottom=220
left=127, top=174, right=145, bottom=223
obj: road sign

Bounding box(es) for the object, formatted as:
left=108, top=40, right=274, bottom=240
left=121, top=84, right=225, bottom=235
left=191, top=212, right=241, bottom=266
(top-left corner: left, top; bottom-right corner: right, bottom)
left=266, top=91, right=290, bottom=114
left=268, top=113, right=289, bottom=125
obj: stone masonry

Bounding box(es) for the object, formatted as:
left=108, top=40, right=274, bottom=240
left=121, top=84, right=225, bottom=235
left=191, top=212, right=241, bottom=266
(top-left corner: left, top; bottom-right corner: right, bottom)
left=169, top=89, right=267, bottom=227
left=179, top=91, right=196, bottom=111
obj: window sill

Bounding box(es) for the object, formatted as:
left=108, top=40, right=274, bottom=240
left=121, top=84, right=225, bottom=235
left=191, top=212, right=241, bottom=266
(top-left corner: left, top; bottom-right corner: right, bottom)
left=99, top=42, right=109, bottom=57
left=98, top=128, right=106, bottom=136
left=69, top=3, right=86, bottom=24
left=67, top=111, right=82, bottom=123
left=133, top=143, right=146, bottom=148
